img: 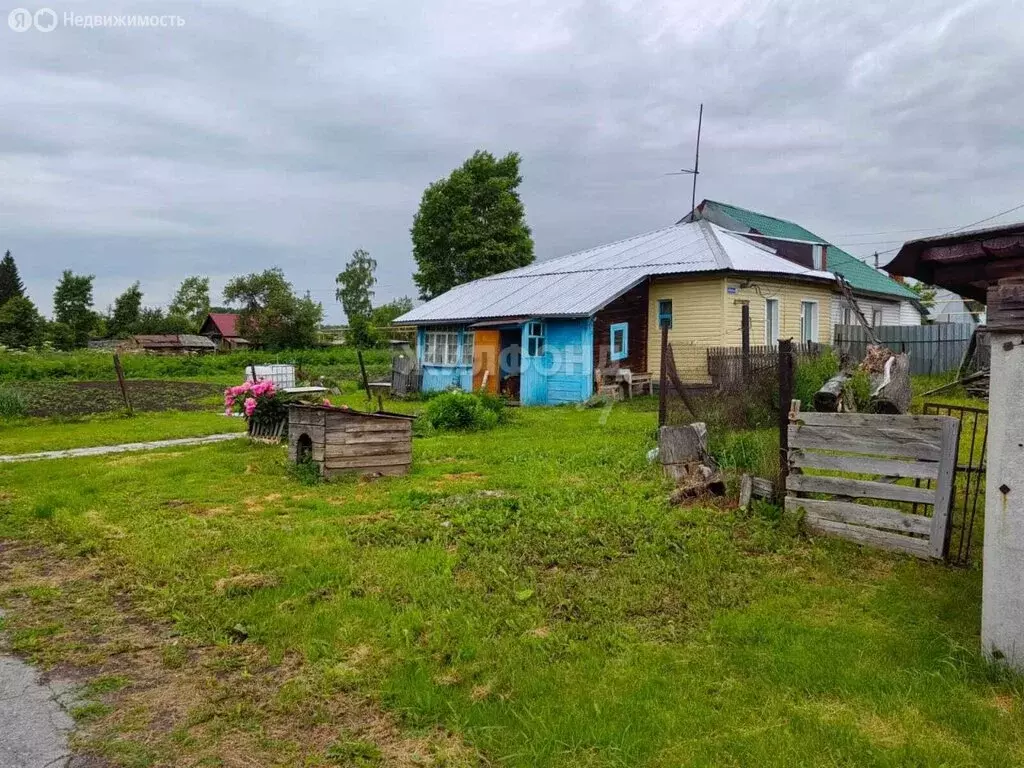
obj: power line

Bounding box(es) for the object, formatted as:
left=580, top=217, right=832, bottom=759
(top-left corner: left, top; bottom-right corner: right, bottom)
left=848, top=201, right=1024, bottom=262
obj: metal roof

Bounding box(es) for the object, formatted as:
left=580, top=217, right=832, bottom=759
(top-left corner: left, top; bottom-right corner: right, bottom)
left=396, top=220, right=835, bottom=324
left=689, top=199, right=920, bottom=301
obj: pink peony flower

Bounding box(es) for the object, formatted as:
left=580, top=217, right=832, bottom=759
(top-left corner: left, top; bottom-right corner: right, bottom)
left=244, top=397, right=257, bottom=417
left=224, top=407, right=233, bottom=416
left=322, top=398, right=331, bottom=406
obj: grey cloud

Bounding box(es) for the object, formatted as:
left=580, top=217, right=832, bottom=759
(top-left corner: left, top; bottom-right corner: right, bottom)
left=1, top=0, right=1022, bottom=320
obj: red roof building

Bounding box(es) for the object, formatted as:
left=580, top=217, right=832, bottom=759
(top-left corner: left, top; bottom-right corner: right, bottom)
left=199, top=313, right=250, bottom=350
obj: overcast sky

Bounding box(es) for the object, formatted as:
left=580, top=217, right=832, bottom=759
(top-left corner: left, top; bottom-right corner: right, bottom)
left=3, top=0, right=1022, bottom=322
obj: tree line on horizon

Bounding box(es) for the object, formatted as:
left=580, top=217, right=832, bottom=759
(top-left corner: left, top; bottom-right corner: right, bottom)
left=1, top=149, right=536, bottom=352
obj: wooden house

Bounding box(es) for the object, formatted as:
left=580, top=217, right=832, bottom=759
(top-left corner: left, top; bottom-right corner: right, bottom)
left=683, top=199, right=926, bottom=327
left=287, top=404, right=414, bottom=478
left=199, top=313, right=250, bottom=351
left=394, top=219, right=837, bottom=404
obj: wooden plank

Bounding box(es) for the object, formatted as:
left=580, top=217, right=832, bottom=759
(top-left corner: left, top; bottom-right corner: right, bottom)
left=325, top=443, right=412, bottom=458
left=793, top=412, right=945, bottom=431
left=786, top=474, right=935, bottom=504
left=929, top=416, right=962, bottom=559
left=326, top=464, right=408, bottom=478
left=789, top=449, right=939, bottom=480
left=785, top=497, right=931, bottom=535
left=801, top=513, right=933, bottom=559
left=788, top=425, right=942, bottom=460
left=326, top=431, right=412, bottom=445
left=750, top=477, right=774, bottom=497
left=739, top=475, right=753, bottom=510
left=325, top=453, right=412, bottom=469
left=336, top=421, right=412, bottom=433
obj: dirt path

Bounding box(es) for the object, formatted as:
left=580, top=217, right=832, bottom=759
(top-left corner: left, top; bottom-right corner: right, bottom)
left=0, top=433, right=244, bottom=464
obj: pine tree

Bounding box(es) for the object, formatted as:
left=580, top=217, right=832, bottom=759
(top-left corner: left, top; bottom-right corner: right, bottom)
left=0, top=250, right=26, bottom=306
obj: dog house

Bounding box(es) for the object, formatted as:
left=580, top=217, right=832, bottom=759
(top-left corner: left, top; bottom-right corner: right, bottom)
left=287, top=404, right=415, bottom=478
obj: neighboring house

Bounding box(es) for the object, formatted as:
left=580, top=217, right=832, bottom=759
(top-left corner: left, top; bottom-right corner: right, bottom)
left=199, top=313, right=250, bottom=351
left=930, top=289, right=987, bottom=326
left=394, top=219, right=836, bottom=405
left=682, top=200, right=926, bottom=327
left=127, top=334, right=216, bottom=355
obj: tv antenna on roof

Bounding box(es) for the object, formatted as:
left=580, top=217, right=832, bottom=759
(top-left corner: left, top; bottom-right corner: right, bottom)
left=665, top=103, right=703, bottom=217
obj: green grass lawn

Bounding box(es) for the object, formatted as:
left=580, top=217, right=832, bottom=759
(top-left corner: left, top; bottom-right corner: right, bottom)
left=0, top=401, right=1021, bottom=766
left=0, top=410, right=245, bottom=455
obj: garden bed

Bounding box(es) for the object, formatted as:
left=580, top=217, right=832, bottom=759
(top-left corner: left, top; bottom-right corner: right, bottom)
left=8, top=380, right=223, bottom=417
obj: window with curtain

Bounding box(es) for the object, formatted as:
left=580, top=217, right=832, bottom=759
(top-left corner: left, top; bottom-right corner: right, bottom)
left=610, top=322, right=629, bottom=361
left=657, top=299, right=673, bottom=329
left=800, top=301, right=819, bottom=343
left=765, top=298, right=779, bottom=347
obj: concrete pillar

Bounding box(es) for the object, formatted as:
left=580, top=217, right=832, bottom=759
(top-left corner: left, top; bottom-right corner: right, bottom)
left=981, top=331, right=1024, bottom=667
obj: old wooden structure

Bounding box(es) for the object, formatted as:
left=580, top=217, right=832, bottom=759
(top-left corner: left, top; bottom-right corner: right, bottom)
left=287, top=404, right=414, bottom=478
left=785, top=409, right=960, bottom=559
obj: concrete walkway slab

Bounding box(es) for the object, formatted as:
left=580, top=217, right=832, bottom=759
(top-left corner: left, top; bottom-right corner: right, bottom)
left=0, top=433, right=245, bottom=464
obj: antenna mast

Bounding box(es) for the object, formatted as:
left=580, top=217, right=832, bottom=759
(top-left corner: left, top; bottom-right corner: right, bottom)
left=665, top=103, right=704, bottom=219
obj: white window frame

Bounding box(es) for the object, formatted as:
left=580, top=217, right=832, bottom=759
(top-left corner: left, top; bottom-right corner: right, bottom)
left=800, top=301, right=819, bottom=344
left=765, top=298, right=780, bottom=347
left=871, top=309, right=883, bottom=327
left=423, top=328, right=463, bottom=367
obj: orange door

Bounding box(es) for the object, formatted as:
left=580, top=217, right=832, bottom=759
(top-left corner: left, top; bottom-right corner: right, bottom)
left=472, top=330, right=500, bottom=393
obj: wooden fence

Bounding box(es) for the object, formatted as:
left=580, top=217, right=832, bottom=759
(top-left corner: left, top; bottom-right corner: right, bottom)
left=785, top=410, right=961, bottom=559
left=834, top=323, right=974, bottom=375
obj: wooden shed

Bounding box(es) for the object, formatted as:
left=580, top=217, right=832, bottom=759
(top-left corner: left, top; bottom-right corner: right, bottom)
left=287, top=404, right=414, bottom=478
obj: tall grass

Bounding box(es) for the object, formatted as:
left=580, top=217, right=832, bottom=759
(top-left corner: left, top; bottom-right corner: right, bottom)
left=793, top=351, right=840, bottom=409
left=0, top=386, right=28, bottom=419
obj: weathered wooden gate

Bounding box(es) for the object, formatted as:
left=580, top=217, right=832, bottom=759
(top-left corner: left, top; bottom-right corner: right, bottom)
left=785, top=410, right=961, bottom=559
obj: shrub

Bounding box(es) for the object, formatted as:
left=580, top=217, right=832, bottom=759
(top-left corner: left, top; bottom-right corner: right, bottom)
left=0, top=386, right=27, bottom=419
left=849, top=368, right=873, bottom=411
left=422, top=391, right=505, bottom=432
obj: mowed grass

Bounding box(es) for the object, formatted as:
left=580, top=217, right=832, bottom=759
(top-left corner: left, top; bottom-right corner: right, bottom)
left=1, top=403, right=1022, bottom=766
left=0, top=410, right=245, bottom=455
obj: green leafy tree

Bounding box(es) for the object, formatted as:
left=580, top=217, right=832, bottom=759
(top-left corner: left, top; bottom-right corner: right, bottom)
left=908, top=280, right=937, bottom=312
left=0, top=295, right=44, bottom=349
left=371, top=297, right=414, bottom=328
left=52, top=270, right=97, bottom=349
left=169, top=276, right=211, bottom=329
left=108, top=282, right=143, bottom=338
left=411, top=150, right=534, bottom=299
left=336, top=249, right=377, bottom=349
left=134, top=307, right=193, bottom=334
left=223, top=268, right=323, bottom=349
left=0, top=250, right=26, bottom=306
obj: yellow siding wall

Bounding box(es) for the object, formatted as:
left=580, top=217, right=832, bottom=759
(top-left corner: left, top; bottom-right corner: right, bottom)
left=647, top=276, right=726, bottom=382
left=647, top=275, right=833, bottom=382
left=723, top=277, right=833, bottom=347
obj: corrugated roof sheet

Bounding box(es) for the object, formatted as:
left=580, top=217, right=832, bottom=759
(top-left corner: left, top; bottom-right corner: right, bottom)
left=698, top=200, right=918, bottom=301
left=396, top=220, right=834, bottom=324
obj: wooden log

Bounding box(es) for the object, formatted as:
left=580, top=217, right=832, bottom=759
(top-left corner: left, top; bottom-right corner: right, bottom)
left=813, top=372, right=851, bottom=413
left=658, top=424, right=709, bottom=465
left=868, top=353, right=911, bottom=414
left=789, top=449, right=939, bottom=481
left=784, top=497, right=931, bottom=535
left=786, top=474, right=935, bottom=504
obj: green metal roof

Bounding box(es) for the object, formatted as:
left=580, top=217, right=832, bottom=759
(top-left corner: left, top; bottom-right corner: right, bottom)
left=701, top=200, right=918, bottom=300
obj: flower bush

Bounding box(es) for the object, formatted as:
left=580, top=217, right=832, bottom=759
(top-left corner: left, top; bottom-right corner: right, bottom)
left=224, top=379, right=287, bottom=428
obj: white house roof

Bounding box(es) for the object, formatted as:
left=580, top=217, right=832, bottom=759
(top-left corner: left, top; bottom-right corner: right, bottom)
left=396, top=219, right=836, bottom=324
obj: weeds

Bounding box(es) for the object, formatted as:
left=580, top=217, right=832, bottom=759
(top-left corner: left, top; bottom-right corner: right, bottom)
left=0, top=386, right=27, bottom=419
